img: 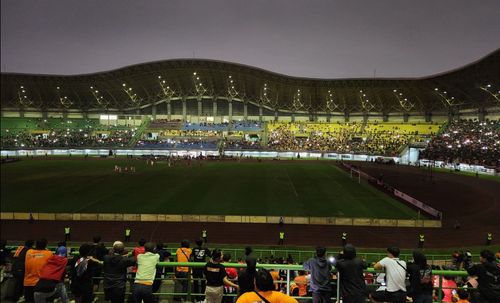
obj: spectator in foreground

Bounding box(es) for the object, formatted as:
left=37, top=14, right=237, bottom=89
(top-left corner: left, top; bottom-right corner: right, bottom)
left=90, top=235, right=109, bottom=293
left=335, top=244, right=368, bottom=303
left=33, top=246, right=69, bottom=303
left=103, top=241, right=135, bottom=303
left=407, top=250, right=433, bottom=303
left=467, top=250, right=500, bottom=303
left=70, top=243, right=100, bottom=303
left=133, top=242, right=160, bottom=303
left=236, top=269, right=298, bottom=303
left=303, top=246, right=332, bottom=303
left=24, top=239, right=53, bottom=303
left=456, top=289, right=470, bottom=303
left=223, top=253, right=238, bottom=303
left=174, top=239, right=192, bottom=301
left=192, top=238, right=211, bottom=302
left=237, top=256, right=257, bottom=297
left=371, top=247, right=407, bottom=303
left=11, top=239, right=34, bottom=302
left=204, top=249, right=239, bottom=303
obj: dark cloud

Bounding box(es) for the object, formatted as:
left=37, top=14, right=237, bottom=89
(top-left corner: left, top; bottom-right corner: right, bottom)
left=1, top=0, right=499, bottom=78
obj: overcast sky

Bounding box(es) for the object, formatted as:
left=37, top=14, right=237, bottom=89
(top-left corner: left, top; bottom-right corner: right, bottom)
left=1, top=0, right=499, bottom=78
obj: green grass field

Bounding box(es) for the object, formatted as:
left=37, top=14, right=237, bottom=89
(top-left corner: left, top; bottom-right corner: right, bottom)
left=1, top=158, right=419, bottom=219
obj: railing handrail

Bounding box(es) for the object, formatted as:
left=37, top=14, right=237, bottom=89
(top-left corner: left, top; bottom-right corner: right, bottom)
left=157, top=261, right=469, bottom=276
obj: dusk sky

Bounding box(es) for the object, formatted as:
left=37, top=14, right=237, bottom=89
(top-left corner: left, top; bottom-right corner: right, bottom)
left=1, top=0, right=499, bottom=78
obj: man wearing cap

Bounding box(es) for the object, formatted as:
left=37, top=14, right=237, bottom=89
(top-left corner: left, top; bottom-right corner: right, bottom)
left=33, top=246, right=69, bottom=303
left=103, top=241, right=136, bottom=303
left=370, top=247, right=407, bottom=303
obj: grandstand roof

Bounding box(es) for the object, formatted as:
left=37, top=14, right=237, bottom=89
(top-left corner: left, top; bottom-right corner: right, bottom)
left=1, top=49, right=499, bottom=114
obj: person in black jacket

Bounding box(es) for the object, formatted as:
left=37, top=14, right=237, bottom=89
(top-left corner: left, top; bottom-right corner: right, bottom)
left=335, top=244, right=368, bottom=303
left=101, top=241, right=135, bottom=303
left=237, top=256, right=257, bottom=297
left=70, top=244, right=100, bottom=303
left=467, top=250, right=500, bottom=303
left=90, top=235, right=109, bottom=293
left=407, top=250, right=433, bottom=303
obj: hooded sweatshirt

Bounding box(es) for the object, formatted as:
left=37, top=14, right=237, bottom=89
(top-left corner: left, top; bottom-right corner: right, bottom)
left=103, top=254, right=136, bottom=289
left=304, top=255, right=332, bottom=292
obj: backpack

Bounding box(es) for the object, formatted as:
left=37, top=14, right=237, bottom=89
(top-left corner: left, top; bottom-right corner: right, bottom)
left=419, top=266, right=432, bottom=284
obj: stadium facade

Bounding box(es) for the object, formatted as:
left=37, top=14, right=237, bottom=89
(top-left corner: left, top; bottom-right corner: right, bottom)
left=1, top=50, right=499, bottom=123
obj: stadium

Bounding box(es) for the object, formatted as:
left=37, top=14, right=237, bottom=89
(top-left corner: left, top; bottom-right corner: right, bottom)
left=1, top=1, right=500, bottom=303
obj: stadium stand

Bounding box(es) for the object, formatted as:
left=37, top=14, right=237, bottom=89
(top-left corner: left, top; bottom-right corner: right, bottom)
left=267, top=121, right=442, bottom=156
left=1, top=118, right=136, bottom=149
left=420, top=119, right=500, bottom=167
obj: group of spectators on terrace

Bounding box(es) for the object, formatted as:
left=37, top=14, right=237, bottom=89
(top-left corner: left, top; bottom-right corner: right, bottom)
left=267, top=122, right=425, bottom=156
left=1, top=118, right=136, bottom=149
left=420, top=119, right=500, bottom=167
left=1, top=236, right=500, bottom=303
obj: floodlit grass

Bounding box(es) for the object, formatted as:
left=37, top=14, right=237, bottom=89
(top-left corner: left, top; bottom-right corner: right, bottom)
left=1, top=158, right=419, bottom=219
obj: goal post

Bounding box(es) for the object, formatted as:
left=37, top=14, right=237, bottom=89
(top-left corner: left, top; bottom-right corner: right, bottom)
left=350, top=168, right=361, bottom=184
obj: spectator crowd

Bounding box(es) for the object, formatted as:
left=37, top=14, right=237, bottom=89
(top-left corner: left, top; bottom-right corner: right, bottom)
left=1, top=236, right=499, bottom=303
left=420, top=120, right=500, bottom=167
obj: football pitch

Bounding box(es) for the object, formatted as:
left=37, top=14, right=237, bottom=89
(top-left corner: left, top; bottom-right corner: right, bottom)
left=1, top=158, right=419, bottom=219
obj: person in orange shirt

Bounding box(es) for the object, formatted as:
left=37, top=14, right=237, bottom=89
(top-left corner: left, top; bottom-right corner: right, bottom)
left=294, top=270, right=309, bottom=298
left=24, top=239, right=53, bottom=303
left=236, top=269, right=298, bottom=303
left=174, top=239, right=192, bottom=301
left=270, top=269, right=281, bottom=290
left=456, top=289, right=470, bottom=303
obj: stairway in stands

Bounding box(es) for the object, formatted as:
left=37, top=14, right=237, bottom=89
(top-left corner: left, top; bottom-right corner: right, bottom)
left=128, top=118, right=150, bottom=147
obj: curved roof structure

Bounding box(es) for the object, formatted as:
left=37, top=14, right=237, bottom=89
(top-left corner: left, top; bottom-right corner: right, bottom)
left=1, top=49, right=499, bottom=114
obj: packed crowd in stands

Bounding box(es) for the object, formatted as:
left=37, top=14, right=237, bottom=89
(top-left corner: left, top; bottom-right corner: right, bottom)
left=420, top=120, right=500, bottom=167
left=181, top=121, right=262, bottom=132
left=1, top=118, right=136, bottom=149
left=136, top=138, right=219, bottom=150
left=1, top=235, right=499, bottom=303
left=267, top=122, right=438, bottom=156
left=1, top=128, right=135, bottom=149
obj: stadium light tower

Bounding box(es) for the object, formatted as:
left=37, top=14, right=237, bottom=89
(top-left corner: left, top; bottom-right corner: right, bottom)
left=291, top=89, right=304, bottom=111
left=433, top=87, right=462, bottom=107
left=56, top=86, right=73, bottom=108
left=158, top=75, right=176, bottom=100
left=193, top=72, right=207, bottom=98
left=122, top=83, right=141, bottom=105
left=479, top=84, right=500, bottom=103
left=90, top=86, right=110, bottom=108
left=392, top=89, right=414, bottom=111
left=17, top=85, right=33, bottom=107
left=227, top=75, right=239, bottom=99
left=325, top=90, right=344, bottom=112
left=358, top=89, right=375, bottom=112
left=260, top=83, right=278, bottom=109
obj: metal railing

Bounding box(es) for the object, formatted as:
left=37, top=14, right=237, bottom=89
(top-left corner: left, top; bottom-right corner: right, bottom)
left=89, top=262, right=472, bottom=303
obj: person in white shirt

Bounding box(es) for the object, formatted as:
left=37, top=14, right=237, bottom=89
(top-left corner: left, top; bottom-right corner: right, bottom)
left=133, top=242, right=160, bottom=303
left=370, top=247, right=407, bottom=303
